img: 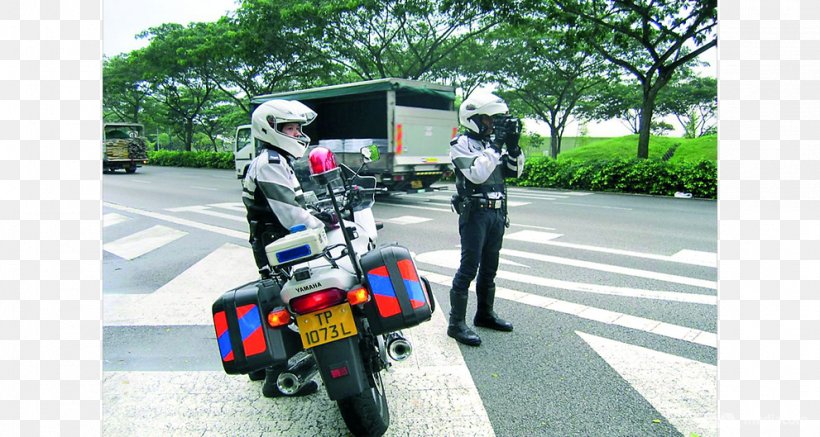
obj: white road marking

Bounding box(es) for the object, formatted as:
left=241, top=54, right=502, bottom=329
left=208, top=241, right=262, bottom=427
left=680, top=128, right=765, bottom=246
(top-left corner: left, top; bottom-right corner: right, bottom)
left=508, top=193, right=564, bottom=200
left=103, top=202, right=248, bottom=240
left=506, top=235, right=717, bottom=269
left=379, top=202, right=452, bottom=213
left=416, top=249, right=717, bottom=299
left=208, top=202, right=247, bottom=212
left=103, top=307, right=494, bottom=436
left=103, top=225, right=188, bottom=260
left=165, top=205, right=246, bottom=222
left=670, top=250, right=717, bottom=268
left=380, top=215, right=433, bottom=225
left=554, top=202, right=633, bottom=211
left=500, top=248, right=716, bottom=289
left=103, top=213, right=129, bottom=228
left=418, top=270, right=716, bottom=348
left=505, top=230, right=563, bottom=244
left=104, top=243, right=259, bottom=326
left=190, top=185, right=218, bottom=191
left=507, top=188, right=592, bottom=197
left=577, top=331, right=716, bottom=437
left=509, top=223, right=556, bottom=231
left=498, top=258, right=530, bottom=268
left=504, top=200, right=530, bottom=207
left=104, top=250, right=493, bottom=436
left=127, top=180, right=151, bottom=184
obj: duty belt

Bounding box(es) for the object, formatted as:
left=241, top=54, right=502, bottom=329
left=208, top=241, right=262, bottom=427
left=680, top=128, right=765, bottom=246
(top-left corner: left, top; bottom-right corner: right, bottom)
left=470, top=198, right=503, bottom=209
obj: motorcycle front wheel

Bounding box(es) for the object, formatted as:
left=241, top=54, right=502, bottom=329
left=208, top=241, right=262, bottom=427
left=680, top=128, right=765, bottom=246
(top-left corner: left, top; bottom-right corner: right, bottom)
left=337, top=370, right=389, bottom=437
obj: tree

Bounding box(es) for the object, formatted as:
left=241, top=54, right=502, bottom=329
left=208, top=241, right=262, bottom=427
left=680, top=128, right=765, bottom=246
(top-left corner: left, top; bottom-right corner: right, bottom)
left=493, top=22, right=612, bottom=158
left=213, top=3, right=339, bottom=112
left=656, top=76, right=716, bottom=138
left=579, top=79, right=644, bottom=134
left=280, top=0, right=501, bottom=81
left=195, top=100, right=248, bottom=152
left=435, top=36, right=496, bottom=97
left=103, top=54, right=151, bottom=123
left=553, top=0, right=717, bottom=158
left=135, top=24, right=218, bottom=151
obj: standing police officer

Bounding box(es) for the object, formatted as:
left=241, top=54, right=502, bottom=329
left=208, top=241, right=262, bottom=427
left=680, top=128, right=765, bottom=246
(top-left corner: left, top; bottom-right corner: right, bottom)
left=447, top=93, right=525, bottom=346
left=242, top=99, right=325, bottom=397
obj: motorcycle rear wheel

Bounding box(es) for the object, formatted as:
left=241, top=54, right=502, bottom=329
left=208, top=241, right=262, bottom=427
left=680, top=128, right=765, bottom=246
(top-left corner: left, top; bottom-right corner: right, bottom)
left=337, top=370, right=389, bottom=437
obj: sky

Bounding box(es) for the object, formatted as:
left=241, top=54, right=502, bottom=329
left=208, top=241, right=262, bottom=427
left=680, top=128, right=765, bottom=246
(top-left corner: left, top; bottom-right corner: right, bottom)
left=103, top=0, right=717, bottom=138
left=103, top=0, right=238, bottom=58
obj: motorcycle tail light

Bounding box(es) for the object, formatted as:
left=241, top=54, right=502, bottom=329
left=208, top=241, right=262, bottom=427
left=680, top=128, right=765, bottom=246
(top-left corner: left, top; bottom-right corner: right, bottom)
left=347, top=286, right=369, bottom=305
left=266, top=307, right=291, bottom=328
left=290, top=288, right=346, bottom=314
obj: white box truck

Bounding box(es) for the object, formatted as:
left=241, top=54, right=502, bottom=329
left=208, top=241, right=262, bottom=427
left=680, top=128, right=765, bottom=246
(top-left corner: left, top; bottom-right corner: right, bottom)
left=234, top=78, right=458, bottom=192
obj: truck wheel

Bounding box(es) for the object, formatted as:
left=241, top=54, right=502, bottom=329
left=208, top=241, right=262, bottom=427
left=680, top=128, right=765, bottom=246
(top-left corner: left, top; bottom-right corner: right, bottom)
left=125, top=167, right=137, bottom=174
left=337, top=371, right=389, bottom=437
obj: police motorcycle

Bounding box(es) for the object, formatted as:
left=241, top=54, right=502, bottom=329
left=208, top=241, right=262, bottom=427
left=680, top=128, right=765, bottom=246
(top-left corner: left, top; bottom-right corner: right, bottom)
left=212, top=145, right=435, bottom=437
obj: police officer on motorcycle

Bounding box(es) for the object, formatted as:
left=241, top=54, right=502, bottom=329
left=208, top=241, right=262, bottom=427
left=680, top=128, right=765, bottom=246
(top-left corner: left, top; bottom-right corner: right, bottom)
left=242, top=99, right=325, bottom=397
left=447, top=93, right=525, bottom=346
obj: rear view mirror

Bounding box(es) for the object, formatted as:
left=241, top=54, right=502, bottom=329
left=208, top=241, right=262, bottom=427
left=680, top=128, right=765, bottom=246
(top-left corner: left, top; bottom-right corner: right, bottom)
left=361, top=144, right=380, bottom=163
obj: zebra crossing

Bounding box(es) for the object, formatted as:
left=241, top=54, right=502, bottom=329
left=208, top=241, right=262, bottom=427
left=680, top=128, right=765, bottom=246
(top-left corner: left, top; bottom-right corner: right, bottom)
left=102, top=189, right=717, bottom=437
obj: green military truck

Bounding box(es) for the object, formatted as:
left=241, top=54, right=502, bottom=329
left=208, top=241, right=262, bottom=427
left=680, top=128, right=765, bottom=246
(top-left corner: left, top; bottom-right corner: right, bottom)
left=235, top=78, right=458, bottom=192
left=103, top=122, right=148, bottom=173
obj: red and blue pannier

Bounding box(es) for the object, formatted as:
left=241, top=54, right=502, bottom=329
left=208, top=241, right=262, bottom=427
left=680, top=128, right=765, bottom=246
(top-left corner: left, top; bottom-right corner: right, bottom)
left=360, top=244, right=433, bottom=335
left=211, top=278, right=302, bottom=375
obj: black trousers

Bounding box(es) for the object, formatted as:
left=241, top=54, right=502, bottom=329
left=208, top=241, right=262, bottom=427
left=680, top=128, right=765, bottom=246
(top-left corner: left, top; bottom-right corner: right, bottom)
left=452, top=208, right=506, bottom=296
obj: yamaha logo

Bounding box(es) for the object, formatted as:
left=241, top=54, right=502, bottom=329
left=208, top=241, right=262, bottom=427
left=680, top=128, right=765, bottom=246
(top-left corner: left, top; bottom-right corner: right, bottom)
left=295, top=282, right=322, bottom=293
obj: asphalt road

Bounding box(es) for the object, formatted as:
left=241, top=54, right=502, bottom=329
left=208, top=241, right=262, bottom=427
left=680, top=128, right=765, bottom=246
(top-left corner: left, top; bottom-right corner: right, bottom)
left=103, top=165, right=717, bottom=437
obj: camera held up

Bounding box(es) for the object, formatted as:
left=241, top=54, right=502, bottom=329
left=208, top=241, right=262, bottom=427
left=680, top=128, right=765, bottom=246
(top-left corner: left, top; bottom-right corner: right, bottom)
left=492, top=114, right=521, bottom=144
left=492, top=114, right=522, bottom=157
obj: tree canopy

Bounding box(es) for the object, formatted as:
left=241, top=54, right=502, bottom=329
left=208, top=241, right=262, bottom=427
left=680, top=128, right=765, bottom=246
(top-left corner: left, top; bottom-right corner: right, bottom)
left=103, top=0, right=716, bottom=157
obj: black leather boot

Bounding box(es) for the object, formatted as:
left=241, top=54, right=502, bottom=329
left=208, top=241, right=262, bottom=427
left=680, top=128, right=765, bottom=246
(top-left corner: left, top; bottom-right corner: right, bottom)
left=447, top=290, right=481, bottom=346
left=474, top=286, right=514, bottom=332
left=248, top=368, right=266, bottom=381
left=261, top=367, right=319, bottom=398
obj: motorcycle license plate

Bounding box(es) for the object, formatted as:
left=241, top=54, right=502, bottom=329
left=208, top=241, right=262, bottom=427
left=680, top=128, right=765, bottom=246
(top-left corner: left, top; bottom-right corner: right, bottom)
left=296, top=303, right=358, bottom=349
left=410, top=180, right=423, bottom=189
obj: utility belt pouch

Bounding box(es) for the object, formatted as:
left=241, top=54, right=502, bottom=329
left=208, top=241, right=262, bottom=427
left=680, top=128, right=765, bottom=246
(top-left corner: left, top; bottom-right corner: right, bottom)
left=450, top=194, right=464, bottom=214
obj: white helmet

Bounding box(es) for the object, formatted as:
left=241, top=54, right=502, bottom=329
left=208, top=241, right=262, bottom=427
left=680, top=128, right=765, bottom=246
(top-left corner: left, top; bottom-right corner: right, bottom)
left=459, top=93, right=509, bottom=135
left=251, top=99, right=317, bottom=158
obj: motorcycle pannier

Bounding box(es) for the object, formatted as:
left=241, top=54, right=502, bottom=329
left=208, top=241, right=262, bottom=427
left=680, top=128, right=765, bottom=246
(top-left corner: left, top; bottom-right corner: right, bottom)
left=360, top=244, right=433, bottom=335
left=211, top=278, right=302, bottom=375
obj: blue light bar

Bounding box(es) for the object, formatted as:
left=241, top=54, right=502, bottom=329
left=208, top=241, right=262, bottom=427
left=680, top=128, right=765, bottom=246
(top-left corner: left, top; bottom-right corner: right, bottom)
left=275, top=244, right=312, bottom=263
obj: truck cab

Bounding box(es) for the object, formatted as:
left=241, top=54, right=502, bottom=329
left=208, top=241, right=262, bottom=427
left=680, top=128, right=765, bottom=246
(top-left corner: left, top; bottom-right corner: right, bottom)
left=234, top=124, right=258, bottom=180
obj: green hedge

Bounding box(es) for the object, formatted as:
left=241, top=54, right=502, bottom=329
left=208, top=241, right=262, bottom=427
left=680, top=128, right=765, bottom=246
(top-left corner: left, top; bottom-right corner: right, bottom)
left=510, top=157, right=717, bottom=199
left=147, top=150, right=234, bottom=169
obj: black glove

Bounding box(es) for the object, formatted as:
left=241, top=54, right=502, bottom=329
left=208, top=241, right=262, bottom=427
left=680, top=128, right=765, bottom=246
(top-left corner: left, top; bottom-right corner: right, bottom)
left=506, top=143, right=521, bottom=158
left=489, top=141, right=503, bottom=155
left=314, top=210, right=339, bottom=230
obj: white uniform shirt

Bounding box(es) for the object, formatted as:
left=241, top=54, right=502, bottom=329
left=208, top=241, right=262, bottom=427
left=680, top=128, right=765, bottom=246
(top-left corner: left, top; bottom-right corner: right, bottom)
left=449, top=135, right=525, bottom=199
left=242, top=148, right=323, bottom=231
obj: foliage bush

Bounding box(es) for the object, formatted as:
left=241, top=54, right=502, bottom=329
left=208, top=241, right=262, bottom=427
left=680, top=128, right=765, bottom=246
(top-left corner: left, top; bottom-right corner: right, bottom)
left=147, top=150, right=234, bottom=169
left=512, top=156, right=716, bottom=199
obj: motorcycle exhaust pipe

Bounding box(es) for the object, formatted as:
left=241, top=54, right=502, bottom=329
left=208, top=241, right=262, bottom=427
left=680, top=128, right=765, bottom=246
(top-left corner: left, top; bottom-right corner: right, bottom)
left=386, top=332, right=413, bottom=362
left=276, top=353, right=319, bottom=395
